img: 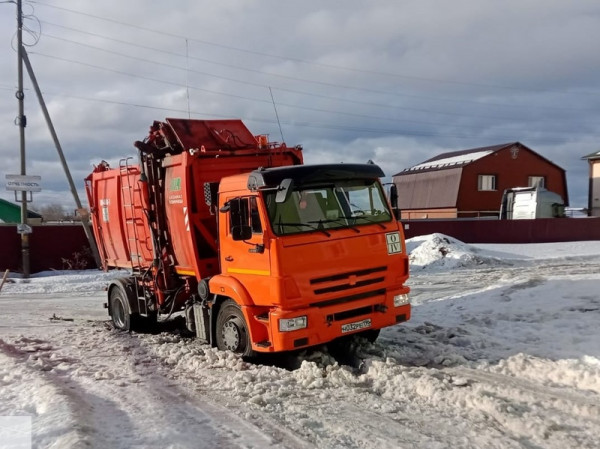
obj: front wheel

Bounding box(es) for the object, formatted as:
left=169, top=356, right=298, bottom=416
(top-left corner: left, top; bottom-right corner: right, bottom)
left=361, top=329, right=380, bottom=343
left=215, top=299, right=254, bottom=357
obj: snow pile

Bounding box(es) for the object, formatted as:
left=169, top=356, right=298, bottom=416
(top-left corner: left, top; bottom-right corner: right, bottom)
left=407, top=233, right=496, bottom=269
left=2, top=269, right=126, bottom=295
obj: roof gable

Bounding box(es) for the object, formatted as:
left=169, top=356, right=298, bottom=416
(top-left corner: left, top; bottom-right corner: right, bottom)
left=395, top=142, right=565, bottom=176
left=582, top=150, right=600, bottom=160
left=0, top=198, right=43, bottom=222
left=396, top=143, right=516, bottom=176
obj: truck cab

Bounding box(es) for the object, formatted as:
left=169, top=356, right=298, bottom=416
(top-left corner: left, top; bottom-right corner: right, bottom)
left=210, top=164, right=410, bottom=354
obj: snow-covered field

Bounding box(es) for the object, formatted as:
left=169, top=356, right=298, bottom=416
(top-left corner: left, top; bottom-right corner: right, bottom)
left=1, top=234, right=599, bottom=449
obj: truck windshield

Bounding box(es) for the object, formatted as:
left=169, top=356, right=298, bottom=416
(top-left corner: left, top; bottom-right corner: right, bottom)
left=265, top=179, right=392, bottom=236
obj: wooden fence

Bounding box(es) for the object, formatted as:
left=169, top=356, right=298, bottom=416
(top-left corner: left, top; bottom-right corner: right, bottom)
left=0, top=224, right=94, bottom=273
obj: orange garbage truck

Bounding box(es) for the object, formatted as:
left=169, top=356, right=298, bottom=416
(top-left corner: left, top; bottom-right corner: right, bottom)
left=85, top=118, right=410, bottom=355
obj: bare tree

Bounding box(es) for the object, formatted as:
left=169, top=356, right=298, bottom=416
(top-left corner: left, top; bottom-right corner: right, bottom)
left=37, top=203, right=69, bottom=221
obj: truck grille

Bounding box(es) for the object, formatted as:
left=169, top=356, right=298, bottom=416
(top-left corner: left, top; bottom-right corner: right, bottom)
left=308, top=266, right=387, bottom=308
left=309, top=288, right=386, bottom=308
left=310, top=266, right=386, bottom=286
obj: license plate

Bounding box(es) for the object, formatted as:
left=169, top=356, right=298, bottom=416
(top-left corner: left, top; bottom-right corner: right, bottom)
left=341, top=318, right=372, bottom=334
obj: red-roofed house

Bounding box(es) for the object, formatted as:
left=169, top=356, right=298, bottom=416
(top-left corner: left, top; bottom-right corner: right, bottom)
left=392, top=142, right=568, bottom=219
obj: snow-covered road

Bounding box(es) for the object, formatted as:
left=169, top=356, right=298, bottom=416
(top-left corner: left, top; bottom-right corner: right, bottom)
left=1, top=235, right=599, bottom=448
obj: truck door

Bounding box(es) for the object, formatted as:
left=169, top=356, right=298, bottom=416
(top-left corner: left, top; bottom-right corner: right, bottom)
left=220, top=196, right=271, bottom=297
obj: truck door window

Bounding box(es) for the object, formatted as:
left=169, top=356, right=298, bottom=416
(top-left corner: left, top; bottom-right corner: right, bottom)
left=249, top=197, right=262, bottom=233
left=230, top=197, right=262, bottom=234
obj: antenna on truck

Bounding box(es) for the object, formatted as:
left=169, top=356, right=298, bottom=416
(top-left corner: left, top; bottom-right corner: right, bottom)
left=269, top=87, right=285, bottom=143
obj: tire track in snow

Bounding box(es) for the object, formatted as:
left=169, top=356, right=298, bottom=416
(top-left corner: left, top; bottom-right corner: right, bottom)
left=1, top=326, right=308, bottom=448
left=112, top=329, right=314, bottom=449
left=447, top=365, right=600, bottom=422
left=127, top=331, right=315, bottom=449
left=409, top=260, right=600, bottom=305
left=133, top=331, right=530, bottom=449
left=439, top=364, right=600, bottom=448
left=0, top=337, right=106, bottom=448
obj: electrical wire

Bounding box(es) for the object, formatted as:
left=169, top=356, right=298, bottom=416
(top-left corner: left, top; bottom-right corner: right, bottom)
left=8, top=0, right=41, bottom=52
left=30, top=44, right=593, bottom=129
left=38, top=28, right=596, bottom=116
left=27, top=0, right=600, bottom=97
left=18, top=83, right=591, bottom=145
left=11, top=1, right=600, bottom=147
left=21, top=2, right=41, bottom=45
left=20, top=1, right=599, bottom=135
left=22, top=51, right=519, bottom=129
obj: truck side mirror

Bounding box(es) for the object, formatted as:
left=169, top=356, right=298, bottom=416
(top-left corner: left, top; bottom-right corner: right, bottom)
left=276, top=178, right=294, bottom=203
left=389, top=184, right=398, bottom=208
left=231, top=225, right=252, bottom=241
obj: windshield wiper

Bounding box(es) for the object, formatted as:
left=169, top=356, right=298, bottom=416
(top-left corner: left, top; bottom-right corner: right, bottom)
left=276, top=221, right=331, bottom=237
left=344, top=213, right=388, bottom=229
left=308, top=219, right=360, bottom=233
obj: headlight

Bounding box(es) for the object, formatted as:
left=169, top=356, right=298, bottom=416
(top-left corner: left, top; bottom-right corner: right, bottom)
left=279, top=316, right=308, bottom=332
left=393, top=294, right=410, bottom=307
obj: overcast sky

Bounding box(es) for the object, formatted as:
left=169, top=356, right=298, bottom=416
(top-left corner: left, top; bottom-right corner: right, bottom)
left=1, top=0, right=599, bottom=213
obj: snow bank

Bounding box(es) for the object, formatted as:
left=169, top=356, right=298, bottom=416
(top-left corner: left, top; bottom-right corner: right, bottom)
left=2, top=270, right=126, bottom=295
left=407, top=233, right=498, bottom=270
left=406, top=233, right=600, bottom=270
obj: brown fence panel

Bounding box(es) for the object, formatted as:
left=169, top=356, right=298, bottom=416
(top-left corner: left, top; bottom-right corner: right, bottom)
left=402, top=217, right=600, bottom=243
left=0, top=224, right=96, bottom=273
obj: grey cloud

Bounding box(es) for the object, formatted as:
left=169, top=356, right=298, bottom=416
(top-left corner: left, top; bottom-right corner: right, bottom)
left=1, top=0, right=598, bottom=212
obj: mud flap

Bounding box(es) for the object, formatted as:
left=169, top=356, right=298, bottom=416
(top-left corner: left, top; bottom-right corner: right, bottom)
left=193, top=302, right=211, bottom=344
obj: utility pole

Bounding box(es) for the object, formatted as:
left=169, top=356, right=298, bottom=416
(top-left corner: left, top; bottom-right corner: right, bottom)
left=9, top=0, right=101, bottom=271
left=16, top=0, right=30, bottom=278
left=22, top=50, right=102, bottom=268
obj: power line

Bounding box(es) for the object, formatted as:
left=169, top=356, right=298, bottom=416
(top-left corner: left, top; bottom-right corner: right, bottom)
left=30, top=50, right=274, bottom=103
left=38, top=25, right=598, bottom=115
left=15, top=2, right=600, bottom=148
left=31, top=50, right=573, bottom=130
left=40, top=31, right=484, bottom=108
left=36, top=32, right=597, bottom=124
left=25, top=86, right=593, bottom=145
left=29, top=0, right=600, bottom=97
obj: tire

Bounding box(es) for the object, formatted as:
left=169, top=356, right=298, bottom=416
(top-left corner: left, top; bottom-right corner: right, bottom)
left=140, top=311, right=158, bottom=333
left=328, top=328, right=380, bottom=353
left=215, top=299, right=254, bottom=357
left=361, top=329, right=380, bottom=343
left=109, top=287, right=131, bottom=331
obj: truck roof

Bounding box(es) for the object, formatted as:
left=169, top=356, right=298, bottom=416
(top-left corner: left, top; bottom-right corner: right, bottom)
left=247, top=163, right=385, bottom=191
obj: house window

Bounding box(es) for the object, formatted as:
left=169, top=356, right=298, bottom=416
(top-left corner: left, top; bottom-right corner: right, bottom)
left=478, top=175, right=496, bottom=191
left=528, top=176, right=545, bottom=188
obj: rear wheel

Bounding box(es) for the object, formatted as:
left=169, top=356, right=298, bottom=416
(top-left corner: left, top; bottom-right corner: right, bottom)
left=109, top=288, right=131, bottom=331
left=215, top=299, right=254, bottom=357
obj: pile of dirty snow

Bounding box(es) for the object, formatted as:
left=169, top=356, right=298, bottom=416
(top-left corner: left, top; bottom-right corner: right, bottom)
left=406, top=233, right=495, bottom=269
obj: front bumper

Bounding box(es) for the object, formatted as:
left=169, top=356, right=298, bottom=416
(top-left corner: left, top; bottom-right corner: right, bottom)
left=248, top=287, right=411, bottom=352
